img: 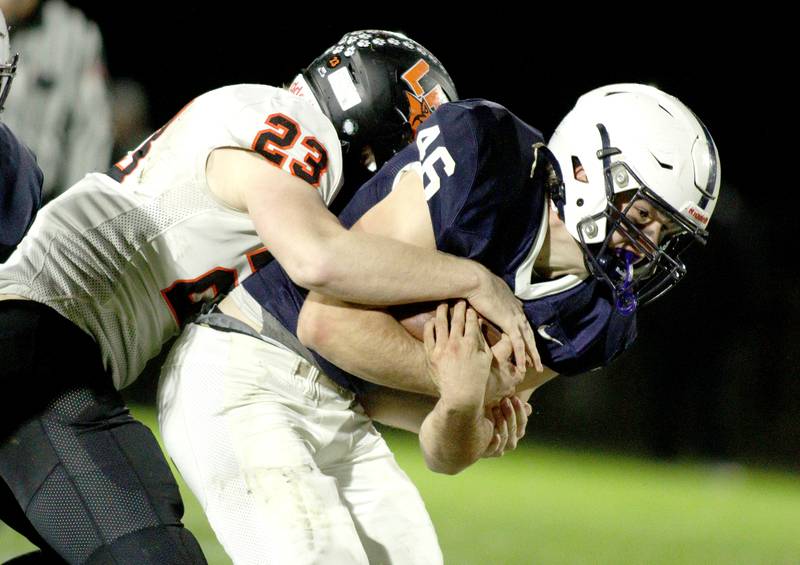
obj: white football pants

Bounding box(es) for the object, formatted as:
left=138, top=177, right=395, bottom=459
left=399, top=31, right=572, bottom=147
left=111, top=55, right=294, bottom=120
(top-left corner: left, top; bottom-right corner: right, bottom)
left=157, top=323, right=442, bottom=565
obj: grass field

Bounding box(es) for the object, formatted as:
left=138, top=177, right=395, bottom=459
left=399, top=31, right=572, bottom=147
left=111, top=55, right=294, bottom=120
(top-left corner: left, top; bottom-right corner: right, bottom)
left=2, top=405, right=799, bottom=564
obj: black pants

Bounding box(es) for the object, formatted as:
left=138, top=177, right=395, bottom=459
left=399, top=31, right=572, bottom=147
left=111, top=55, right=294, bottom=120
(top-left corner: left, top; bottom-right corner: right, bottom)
left=0, top=301, right=207, bottom=564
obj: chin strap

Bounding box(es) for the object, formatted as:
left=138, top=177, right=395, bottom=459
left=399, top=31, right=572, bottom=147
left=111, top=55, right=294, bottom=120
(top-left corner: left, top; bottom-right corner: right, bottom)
left=532, top=142, right=566, bottom=219
left=614, top=249, right=638, bottom=315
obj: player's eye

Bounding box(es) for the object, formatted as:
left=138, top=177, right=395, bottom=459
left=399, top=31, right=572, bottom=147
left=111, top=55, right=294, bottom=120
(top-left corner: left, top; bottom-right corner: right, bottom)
left=633, top=206, right=650, bottom=222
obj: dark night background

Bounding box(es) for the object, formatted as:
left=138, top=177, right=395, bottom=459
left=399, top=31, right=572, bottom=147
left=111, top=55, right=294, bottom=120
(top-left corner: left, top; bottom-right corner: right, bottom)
left=67, top=4, right=797, bottom=469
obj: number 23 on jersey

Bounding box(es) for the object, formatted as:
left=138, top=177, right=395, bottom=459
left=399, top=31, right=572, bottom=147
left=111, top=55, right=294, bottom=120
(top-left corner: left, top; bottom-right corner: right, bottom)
left=251, top=113, right=329, bottom=187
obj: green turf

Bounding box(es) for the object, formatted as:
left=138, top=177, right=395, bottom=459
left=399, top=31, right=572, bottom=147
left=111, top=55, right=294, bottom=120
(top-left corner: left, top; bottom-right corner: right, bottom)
left=2, top=406, right=799, bottom=564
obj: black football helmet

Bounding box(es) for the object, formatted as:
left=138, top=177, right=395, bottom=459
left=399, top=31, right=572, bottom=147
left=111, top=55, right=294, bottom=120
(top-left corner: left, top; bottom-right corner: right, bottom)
left=300, top=30, right=457, bottom=169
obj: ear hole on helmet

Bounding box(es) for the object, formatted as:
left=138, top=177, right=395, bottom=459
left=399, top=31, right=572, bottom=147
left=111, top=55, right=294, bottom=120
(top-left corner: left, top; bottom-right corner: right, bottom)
left=572, top=156, right=589, bottom=183
left=360, top=145, right=377, bottom=172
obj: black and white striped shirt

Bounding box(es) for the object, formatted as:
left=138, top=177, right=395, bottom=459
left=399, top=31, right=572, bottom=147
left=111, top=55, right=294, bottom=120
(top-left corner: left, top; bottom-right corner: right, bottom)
left=3, top=0, right=112, bottom=201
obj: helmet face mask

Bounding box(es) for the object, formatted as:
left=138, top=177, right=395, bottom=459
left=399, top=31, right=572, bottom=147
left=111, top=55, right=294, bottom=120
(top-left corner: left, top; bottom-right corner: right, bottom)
left=578, top=167, right=708, bottom=314
left=0, top=9, right=17, bottom=112
left=549, top=84, right=721, bottom=313
left=300, top=30, right=457, bottom=171
left=0, top=52, right=17, bottom=111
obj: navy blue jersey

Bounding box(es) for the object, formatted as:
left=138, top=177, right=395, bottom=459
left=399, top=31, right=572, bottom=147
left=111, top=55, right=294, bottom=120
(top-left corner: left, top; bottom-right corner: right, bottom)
left=244, top=100, right=636, bottom=390
left=1, top=123, right=43, bottom=262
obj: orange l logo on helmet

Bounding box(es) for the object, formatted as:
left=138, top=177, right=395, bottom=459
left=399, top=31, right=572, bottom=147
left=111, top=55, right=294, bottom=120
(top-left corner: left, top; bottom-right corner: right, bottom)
left=328, top=55, right=341, bottom=68
left=401, top=59, right=430, bottom=96
left=401, top=59, right=450, bottom=137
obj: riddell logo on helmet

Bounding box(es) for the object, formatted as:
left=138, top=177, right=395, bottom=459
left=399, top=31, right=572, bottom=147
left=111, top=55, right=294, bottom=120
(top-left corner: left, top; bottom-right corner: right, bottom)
left=686, top=205, right=710, bottom=226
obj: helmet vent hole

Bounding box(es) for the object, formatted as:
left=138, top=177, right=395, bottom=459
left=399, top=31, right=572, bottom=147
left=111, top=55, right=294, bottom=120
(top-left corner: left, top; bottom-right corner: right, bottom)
left=571, top=156, right=589, bottom=183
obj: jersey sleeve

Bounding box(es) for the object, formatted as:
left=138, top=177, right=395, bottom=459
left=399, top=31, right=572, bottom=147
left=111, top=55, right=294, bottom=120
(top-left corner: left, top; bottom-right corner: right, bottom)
left=523, top=279, right=638, bottom=376
left=0, top=124, right=44, bottom=259
left=224, top=86, right=344, bottom=205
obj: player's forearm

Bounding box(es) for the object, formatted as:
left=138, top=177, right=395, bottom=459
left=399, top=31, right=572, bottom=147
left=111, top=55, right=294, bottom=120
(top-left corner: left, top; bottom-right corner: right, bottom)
left=242, top=165, right=483, bottom=307
left=419, top=396, right=493, bottom=475
left=298, top=294, right=438, bottom=396
left=358, top=384, right=436, bottom=433
left=298, top=228, right=484, bottom=307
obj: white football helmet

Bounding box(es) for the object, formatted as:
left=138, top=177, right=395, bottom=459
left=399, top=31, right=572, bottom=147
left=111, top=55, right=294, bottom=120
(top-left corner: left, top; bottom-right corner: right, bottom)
left=0, top=8, right=18, bottom=112
left=548, top=83, right=721, bottom=312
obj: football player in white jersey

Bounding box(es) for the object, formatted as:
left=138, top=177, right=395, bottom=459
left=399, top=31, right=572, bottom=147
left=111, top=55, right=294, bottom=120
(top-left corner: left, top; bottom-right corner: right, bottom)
left=0, top=30, right=540, bottom=563
left=159, top=84, right=719, bottom=565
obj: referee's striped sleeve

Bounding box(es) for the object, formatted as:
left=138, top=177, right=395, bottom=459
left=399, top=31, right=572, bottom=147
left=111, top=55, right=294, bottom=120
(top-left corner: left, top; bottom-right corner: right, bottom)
left=62, top=20, right=113, bottom=196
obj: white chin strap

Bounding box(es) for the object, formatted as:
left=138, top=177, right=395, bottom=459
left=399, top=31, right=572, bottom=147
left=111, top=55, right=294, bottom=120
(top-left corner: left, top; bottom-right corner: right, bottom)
left=288, top=74, right=324, bottom=115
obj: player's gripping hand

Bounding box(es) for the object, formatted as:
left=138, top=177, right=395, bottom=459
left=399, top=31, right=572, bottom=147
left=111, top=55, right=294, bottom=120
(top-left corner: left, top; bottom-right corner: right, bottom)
left=398, top=301, right=525, bottom=403
left=484, top=332, right=524, bottom=404
left=466, top=266, right=543, bottom=376
left=423, top=302, right=492, bottom=407
left=481, top=396, right=533, bottom=458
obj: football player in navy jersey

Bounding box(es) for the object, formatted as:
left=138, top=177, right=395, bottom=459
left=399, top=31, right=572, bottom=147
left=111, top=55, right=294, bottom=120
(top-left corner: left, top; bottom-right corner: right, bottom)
left=1, top=7, right=51, bottom=559
left=0, top=7, right=41, bottom=264
left=159, top=83, right=719, bottom=564
left=0, top=120, right=41, bottom=263
left=297, top=86, right=720, bottom=470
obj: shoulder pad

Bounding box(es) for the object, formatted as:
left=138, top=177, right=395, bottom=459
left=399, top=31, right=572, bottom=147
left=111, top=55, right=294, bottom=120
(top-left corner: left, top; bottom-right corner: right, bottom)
left=215, top=85, right=344, bottom=204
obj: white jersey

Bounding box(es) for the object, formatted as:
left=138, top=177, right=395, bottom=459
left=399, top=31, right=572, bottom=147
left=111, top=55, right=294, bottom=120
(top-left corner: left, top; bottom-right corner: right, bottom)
left=0, top=84, right=343, bottom=389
